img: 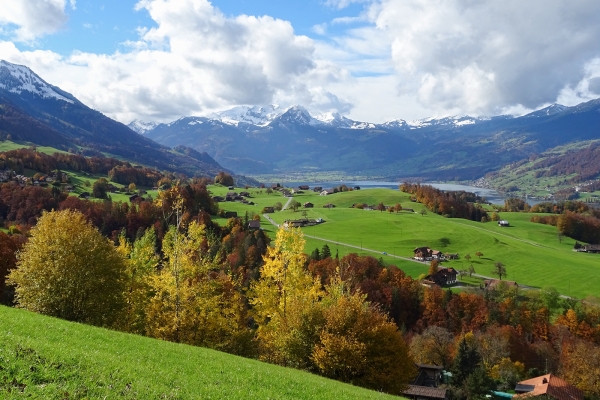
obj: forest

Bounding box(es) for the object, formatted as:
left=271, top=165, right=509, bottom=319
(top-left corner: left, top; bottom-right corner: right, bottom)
left=400, top=182, right=489, bottom=221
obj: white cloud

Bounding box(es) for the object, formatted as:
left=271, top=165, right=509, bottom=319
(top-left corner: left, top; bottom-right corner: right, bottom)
left=0, top=0, right=71, bottom=42
left=365, top=0, right=600, bottom=115
left=324, top=0, right=370, bottom=10
left=2, top=0, right=351, bottom=123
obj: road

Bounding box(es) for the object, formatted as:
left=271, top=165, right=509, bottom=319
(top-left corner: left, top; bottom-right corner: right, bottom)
left=262, top=213, right=534, bottom=286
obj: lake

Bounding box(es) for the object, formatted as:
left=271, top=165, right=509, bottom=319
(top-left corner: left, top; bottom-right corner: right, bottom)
left=284, top=180, right=536, bottom=206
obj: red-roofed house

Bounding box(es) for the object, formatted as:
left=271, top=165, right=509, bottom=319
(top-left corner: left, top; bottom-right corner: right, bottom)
left=514, top=374, right=583, bottom=400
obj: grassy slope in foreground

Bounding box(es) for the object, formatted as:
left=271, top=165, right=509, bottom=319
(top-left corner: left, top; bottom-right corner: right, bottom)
left=0, top=306, right=399, bottom=399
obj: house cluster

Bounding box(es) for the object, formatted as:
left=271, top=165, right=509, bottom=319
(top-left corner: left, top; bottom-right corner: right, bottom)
left=212, top=191, right=254, bottom=206
left=402, top=365, right=581, bottom=400
left=413, top=247, right=459, bottom=262
left=283, top=218, right=324, bottom=228
left=0, top=170, right=69, bottom=187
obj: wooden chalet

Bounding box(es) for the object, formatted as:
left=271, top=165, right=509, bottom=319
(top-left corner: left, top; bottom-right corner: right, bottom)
left=304, top=202, right=314, bottom=208
left=263, top=207, right=275, bottom=213
left=323, top=203, right=336, bottom=208
left=248, top=220, right=261, bottom=230
left=224, top=211, right=238, bottom=218
left=320, top=189, right=334, bottom=196
left=514, top=374, right=583, bottom=400
left=423, top=268, right=457, bottom=287
left=413, top=247, right=433, bottom=261
left=403, top=364, right=448, bottom=400
left=298, top=185, right=310, bottom=190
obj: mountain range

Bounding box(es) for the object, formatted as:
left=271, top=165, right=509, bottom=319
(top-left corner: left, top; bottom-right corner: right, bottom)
left=133, top=98, right=600, bottom=181
left=0, top=60, right=254, bottom=183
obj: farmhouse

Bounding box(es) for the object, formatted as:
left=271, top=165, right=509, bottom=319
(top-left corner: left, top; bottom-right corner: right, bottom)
left=514, top=374, right=583, bottom=400
left=403, top=364, right=447, bottom=400
left=323, top=203, right=336, bottom=208
left=423, top=268, right=458, bottom=287
left=224, top=211, right=238, bottom=218
left=263, top=207, right=275, bottom=213
left=304, top=202, right=314, bottom=208
left=498, top=220, right=510, bottom=227
left=320, top=189, right=334, bottom=196
left=413, top=247, right=433, bottom=261
left=298, top=185, right=310, bottom=190
left=248, top=220, right=261, bottom=230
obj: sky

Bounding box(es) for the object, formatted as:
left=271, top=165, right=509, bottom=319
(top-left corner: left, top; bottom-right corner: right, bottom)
left=2, top=0, right=600, bottom=124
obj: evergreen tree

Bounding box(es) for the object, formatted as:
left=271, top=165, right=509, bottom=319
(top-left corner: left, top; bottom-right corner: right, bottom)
left=321, top=244, right=331, bottom=259
left=310, top=248, right=321, bottom=261
left=452, top=336, right=482, bottom=386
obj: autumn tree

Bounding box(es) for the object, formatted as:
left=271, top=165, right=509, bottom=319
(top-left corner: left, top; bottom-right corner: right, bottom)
left=250, top=227, right=323, bottom=367
left=312, top=278, right=416, bottom=395
left=0, top=232, right=23, bottom=304
left=410, top=326, right=454, bottom=368
left=8, top=210, right=126, bottom=326
left=214, top=171, right=234, bottom=186
left=493, top=262, right=507, bottom=280
left=116, top=227, right=159, bottom=335
left=464, top=253, right=471, bottom=263
left=475, top=251, right=483, bottom=259
left=145, top=206, right=252, bottom=354
left=395, top=203, right=402, bottom=213
left=428, top=259, right=439, bottom=276
left=377, top=202, right=386, bottom=212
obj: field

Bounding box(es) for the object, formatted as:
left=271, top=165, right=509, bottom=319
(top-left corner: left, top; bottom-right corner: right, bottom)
left=212, top=185, right=600, bottom=299
left=0, top=306, right=398, bottom=399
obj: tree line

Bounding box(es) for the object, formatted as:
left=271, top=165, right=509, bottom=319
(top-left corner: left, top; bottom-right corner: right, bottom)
left=399, top=183, right=489, bottom=221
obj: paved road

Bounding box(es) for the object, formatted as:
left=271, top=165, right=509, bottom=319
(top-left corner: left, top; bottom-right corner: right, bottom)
left=281, top=196, right=293, bottom=211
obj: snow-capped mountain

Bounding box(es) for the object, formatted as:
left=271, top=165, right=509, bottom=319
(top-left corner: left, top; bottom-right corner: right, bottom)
left=0, top=60, right=75, bottom=104
left=522, top=103, right=568, bottom=118
left=406, top=115, right=485, bottom=129
left=208, top=104, right=282, bottom=126
left=128, top=120, right=159, bottom=135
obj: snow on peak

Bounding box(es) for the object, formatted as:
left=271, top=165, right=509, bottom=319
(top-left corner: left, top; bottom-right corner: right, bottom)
left=128, top=120, right=159, bottom=134
left=210, top=104, right=281, bottom=126
left=523, top=103, right=568, bottom=118
left=407, top=115, right=480, bottom=128
left=0, top=60, right=74, bottom=104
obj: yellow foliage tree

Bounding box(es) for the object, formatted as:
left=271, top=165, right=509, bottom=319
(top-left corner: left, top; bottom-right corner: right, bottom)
left=312, top=278, right=416, bottom=395
left=145, top=220, right=252, bottom=355
left=116, top=227, right=159, bottom=335
left=8, top=210, right=126, bottom=326
left=250, top=227, right=324, bottom=367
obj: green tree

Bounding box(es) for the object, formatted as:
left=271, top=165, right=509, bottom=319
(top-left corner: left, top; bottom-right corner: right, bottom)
left=493, top=262, right=507, bottom=280
left=452, top=335, right=482, bottom=386
left=464, top=253, right=471, bottom=263
left=8, top=210, right=126, bottom=326
left=93, top=178, right=110, bottom=199
left=290, top=200, right=301, bottom=212
left=321, top=244, right=331, bottom=259
left=468, top=264, right=476, bottom=278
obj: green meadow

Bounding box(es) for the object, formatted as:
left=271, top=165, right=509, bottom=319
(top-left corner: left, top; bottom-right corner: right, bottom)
left=0, top=306, right=399, bottom=399
left=212, top=185, right=600, bottom=299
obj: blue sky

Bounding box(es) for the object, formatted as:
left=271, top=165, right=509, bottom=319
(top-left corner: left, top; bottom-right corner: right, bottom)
left=2, top=0, right=600, bottom=124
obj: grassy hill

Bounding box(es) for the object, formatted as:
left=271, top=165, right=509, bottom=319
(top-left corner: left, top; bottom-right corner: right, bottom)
left=212, top=186, right=600, bottom=299
left=0, top=306, right=400, bottom=399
